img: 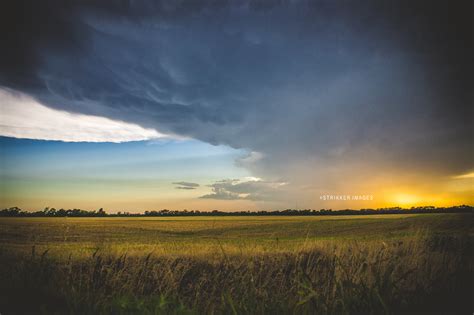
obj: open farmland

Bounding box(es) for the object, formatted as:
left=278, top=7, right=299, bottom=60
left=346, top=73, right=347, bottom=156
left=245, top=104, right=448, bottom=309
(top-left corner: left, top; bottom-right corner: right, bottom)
left=0, top=213, right=472, bottom=314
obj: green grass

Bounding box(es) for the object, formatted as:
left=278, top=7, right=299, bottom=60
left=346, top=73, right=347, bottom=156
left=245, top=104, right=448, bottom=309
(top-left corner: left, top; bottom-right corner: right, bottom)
left=0, top=213, right=472, bottom=314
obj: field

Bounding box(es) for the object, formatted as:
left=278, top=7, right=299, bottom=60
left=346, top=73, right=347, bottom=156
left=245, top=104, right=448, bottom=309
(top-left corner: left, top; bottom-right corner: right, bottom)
left=0, top=213, right=472, bottom=314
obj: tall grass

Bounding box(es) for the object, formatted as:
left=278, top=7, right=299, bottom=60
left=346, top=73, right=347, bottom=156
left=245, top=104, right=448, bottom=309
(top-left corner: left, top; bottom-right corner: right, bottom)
left=0, top=233, right=471, bottom=314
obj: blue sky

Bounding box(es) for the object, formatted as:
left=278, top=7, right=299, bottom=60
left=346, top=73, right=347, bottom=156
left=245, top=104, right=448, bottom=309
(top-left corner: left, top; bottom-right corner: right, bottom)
left=1, top=137, right=246, bottom=180
left=1, top=136, right=255, bottom=211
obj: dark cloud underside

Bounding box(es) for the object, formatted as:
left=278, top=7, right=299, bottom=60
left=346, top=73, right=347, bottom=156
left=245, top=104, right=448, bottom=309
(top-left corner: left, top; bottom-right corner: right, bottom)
left=173, top=181, right=200, bottom=189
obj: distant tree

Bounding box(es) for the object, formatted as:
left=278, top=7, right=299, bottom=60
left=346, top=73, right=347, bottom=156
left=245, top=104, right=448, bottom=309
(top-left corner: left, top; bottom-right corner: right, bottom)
left=97, top=208, right=106, bottom=217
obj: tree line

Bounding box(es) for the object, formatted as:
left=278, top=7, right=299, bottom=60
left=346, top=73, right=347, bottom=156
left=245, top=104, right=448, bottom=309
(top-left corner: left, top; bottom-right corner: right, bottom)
left=0, top=205, right=472, bottom=217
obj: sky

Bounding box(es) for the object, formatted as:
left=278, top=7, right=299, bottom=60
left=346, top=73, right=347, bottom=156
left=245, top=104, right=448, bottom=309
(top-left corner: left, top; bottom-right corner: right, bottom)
left=0, top=0, right=472, bottom=211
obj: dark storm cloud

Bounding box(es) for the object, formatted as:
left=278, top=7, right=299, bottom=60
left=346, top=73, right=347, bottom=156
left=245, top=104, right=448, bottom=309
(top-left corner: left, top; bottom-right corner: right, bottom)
left=173, top=181, right=199, bottom=190
left=1, top=0, right=472, bottom=197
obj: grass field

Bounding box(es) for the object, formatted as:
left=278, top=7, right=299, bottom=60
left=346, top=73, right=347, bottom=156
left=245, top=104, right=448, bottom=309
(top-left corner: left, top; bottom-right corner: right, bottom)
left=0, top=213, right=472, bottom=314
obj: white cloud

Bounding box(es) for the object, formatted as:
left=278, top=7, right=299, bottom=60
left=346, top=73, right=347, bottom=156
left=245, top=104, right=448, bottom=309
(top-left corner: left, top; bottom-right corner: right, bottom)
left=451, top=172, right=474, bottom=179
left=242, top=176, right=262, bottom=182
left=200, top=178, right=287, bottom=201
left=0, top=88, right=168, bottom=142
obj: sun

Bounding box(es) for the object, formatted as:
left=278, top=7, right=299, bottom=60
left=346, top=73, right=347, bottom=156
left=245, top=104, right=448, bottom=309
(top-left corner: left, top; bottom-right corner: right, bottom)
left=392, top=193, right=421, bottom=206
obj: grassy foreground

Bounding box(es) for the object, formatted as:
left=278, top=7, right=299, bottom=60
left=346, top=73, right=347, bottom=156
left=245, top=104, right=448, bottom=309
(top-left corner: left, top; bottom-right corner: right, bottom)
left=0, top=213, right=472, bottom=314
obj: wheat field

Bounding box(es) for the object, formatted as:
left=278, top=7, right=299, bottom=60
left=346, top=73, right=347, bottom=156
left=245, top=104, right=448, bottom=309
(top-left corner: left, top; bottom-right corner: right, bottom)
left=0, top=213, right=472, bottom=314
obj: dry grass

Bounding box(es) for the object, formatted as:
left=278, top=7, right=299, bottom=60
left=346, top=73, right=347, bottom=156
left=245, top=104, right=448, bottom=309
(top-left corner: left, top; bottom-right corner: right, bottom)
left=0, top=214, right=472, bottom=314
